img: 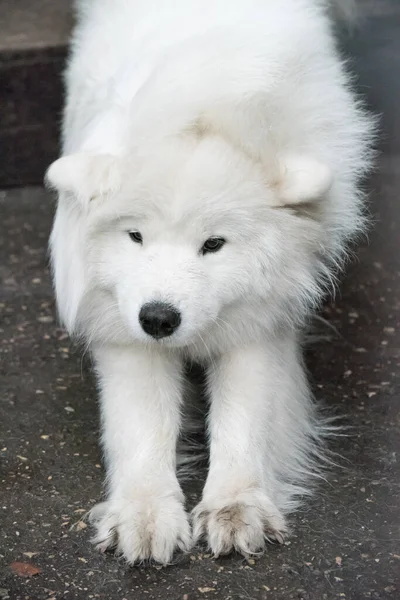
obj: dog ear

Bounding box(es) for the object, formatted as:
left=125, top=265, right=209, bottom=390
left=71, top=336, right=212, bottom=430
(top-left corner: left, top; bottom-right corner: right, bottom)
left=45, top=153, right=122, bottom=205
left=276, top=155, right=333, bottom=205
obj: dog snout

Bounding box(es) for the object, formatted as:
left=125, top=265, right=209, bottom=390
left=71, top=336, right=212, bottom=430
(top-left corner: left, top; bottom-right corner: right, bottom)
left=139, top=302, right=181, bottom=339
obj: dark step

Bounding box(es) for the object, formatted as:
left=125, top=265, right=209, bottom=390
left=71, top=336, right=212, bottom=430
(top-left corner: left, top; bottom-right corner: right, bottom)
left=0, top=0, right=73, bottom=187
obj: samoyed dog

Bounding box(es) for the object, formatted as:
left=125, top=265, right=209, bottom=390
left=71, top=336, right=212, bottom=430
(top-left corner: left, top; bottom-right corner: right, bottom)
left=46, top=0, right=374, bottom=564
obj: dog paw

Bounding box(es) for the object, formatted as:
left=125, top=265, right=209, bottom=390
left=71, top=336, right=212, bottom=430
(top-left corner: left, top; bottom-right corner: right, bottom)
left=192, top=488, right=287, bottom=557
left=89, top=490, right=192, bottom=565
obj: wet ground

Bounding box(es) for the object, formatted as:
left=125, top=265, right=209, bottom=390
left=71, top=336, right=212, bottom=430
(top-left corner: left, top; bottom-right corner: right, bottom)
left=1, top=3, right=399, bottom=600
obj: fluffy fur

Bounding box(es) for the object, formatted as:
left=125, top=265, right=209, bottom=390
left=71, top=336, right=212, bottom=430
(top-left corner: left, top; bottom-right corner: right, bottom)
left=47, top=0, right=374, bottom=564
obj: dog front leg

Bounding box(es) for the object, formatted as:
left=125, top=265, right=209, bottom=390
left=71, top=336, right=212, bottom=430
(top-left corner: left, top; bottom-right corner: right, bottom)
left=90, top=345, right=191, bottom=564
left=193, top=339, right=297, bottom=556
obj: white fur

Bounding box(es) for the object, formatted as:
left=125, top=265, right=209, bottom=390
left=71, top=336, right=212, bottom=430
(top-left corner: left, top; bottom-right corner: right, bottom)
left=47, top=0, right=374, bottom=564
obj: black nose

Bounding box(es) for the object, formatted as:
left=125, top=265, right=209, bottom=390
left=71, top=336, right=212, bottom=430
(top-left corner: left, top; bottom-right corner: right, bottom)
left=139, top=302, right=181, bottom=339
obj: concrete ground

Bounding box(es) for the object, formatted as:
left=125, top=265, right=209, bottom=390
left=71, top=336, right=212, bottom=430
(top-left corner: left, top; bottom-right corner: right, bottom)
left=0, top=3, right=399, bottom=600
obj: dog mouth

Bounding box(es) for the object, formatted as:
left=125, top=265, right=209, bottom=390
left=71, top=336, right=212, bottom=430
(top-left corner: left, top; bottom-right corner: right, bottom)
left=138, top=315, right=217, bottom=351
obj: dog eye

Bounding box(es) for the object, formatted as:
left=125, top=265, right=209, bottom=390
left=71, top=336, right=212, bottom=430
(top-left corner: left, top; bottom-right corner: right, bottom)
left=201, top=237, right=226, bottom=255
left=128, top=231, right=143, bottom=244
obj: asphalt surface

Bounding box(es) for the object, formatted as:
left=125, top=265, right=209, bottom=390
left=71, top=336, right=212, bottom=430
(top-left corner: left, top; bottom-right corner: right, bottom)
left=1, top=4, right=399, bottom=600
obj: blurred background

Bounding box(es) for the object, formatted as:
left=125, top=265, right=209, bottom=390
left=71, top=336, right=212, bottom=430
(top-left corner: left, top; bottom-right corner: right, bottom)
left=0, top=1, right=399, bottom=599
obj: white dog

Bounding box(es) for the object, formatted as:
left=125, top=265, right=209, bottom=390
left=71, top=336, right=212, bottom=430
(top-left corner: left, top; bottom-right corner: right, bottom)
left=46, top=0, right=374, bottom=564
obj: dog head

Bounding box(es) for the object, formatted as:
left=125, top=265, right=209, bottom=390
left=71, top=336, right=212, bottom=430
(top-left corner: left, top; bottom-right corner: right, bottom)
left=47, top=135, right=333, bottom=350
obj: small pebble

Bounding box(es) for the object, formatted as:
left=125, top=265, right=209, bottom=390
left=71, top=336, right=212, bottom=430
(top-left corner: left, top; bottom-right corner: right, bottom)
left=37, top=316, right=53, bottom=324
